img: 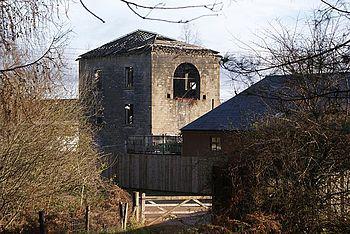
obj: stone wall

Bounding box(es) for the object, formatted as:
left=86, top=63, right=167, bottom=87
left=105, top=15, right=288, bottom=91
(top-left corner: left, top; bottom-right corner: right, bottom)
left=79, top=52, right=152, bottom=157
left=151, top=47, right=220, bottom=135
left=79, top=47, right=221, bottom=178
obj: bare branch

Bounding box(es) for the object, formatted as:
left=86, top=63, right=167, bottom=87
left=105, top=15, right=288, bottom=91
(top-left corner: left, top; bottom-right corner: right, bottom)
left=122, top=0, right=221, bottom=23
left=79, top=0, right=106, bottom=23
left=78, top=0, right=223, bottom=24
left=222, top=37, right=350, bottom=74
left=321, top=0, right=350, bottom=14
left=0, top=36, right=62, bottom=73
left=125, top=2, right=219, bottom=23
left=119, top=0, right=223, bottom=11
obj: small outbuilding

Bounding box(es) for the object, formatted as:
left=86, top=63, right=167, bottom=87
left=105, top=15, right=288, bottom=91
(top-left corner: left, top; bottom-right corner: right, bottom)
left=181, top=75, right=285, bottom=157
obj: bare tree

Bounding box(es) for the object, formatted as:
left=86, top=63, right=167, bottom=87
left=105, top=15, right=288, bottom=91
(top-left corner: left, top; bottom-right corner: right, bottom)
left=179, top=23, right=202, bottom=45
left=222, top=0, right=350, bottom=77
left=0, top=0, right=224, bottom=230
left=215, top=9, right=350, bottom=233
left=0, top=1, right=104, bottom=230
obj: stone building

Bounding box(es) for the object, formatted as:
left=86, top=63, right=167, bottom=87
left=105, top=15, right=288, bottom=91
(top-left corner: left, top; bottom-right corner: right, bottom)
left=78, top=30, right=221, bottom=158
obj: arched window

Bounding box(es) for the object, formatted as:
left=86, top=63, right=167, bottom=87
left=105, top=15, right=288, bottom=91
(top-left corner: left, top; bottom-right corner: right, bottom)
left=173, top=63, right=200, bottom=99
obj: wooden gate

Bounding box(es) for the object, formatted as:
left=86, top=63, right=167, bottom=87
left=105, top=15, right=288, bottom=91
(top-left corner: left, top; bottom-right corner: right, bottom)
left=136, top=193, right=212, bottom=225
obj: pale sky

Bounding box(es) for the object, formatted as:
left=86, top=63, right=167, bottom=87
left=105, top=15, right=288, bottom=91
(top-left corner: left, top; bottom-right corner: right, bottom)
left=62, top=0, right=322, bottom=100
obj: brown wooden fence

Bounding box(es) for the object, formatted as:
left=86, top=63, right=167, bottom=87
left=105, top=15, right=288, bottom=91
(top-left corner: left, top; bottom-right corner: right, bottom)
left=116, top=154, right=226, bottom=194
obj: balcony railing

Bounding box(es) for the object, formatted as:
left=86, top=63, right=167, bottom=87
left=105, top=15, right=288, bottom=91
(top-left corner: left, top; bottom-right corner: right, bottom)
left=127, top=135, right=182, bottom=155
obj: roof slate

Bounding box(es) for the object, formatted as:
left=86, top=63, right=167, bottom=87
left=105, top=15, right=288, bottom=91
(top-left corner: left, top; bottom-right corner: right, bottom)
left=181, top=75, right=287, bottom=131
left=78, top=30, right=218, bottom=59
left=182, top=73, right=350, bottom=131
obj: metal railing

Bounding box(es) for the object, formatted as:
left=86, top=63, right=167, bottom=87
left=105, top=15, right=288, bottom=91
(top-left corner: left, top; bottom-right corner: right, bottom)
left=127, top=135, right=182, bottom=155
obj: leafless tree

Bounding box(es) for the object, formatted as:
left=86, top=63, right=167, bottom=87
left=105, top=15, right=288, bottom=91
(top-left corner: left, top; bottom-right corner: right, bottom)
left=222, top=0, right=350, bottom=78
left=0, top=0, right=224, bottom=230
left=179, top=23, right=202, bottom=45
left=216, top=8, right=350, bottom=233
left=0, top=1, right=104, bottom=230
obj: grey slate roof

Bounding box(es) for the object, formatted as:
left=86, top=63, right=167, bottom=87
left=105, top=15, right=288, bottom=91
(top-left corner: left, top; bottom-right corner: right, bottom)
left=181, top=75, right=287, bottom=131
left=78, top=30, right=219, bottom=59
left=182, top=73, right=350, bottom=131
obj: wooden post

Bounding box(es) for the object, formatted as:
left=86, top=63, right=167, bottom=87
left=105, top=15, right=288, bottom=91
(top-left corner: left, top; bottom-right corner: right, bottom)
left=123, top=203, right=128, bottom=230
left=119, top=202, right=129, bottom=230
left=141, top=193, right=146, bottom=223
left=39, top=210, right=45, bottom=234
left=85, top=205, right=90, bottom=232
left=133, top=192, right=140, bottom=222
left=119, top=202, right=124, bottom=229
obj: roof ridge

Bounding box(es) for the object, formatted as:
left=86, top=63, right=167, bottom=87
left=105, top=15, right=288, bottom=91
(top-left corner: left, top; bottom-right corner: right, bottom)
left=103, top=29, right=155, bottom=47
left=78, top=29, right=219, bottom=59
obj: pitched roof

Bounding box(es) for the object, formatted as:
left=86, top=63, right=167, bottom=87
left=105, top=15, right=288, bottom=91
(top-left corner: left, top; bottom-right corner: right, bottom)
left=78, top=29, right=219, bottom=59
left=181, top=75, right=287, bottom=131
left=182, top=73, right=350, bottom=131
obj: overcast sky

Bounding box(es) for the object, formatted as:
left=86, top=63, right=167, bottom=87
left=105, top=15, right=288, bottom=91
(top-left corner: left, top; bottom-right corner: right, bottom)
left=63, top=0, right=322, bottom=100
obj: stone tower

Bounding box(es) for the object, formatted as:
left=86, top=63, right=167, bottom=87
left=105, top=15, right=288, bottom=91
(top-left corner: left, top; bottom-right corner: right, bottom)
left=78, top=30, right=220, bottom=156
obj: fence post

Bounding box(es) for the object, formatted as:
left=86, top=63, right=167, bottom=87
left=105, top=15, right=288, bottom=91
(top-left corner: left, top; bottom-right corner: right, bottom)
left=39, top=210, right=45, bottom=234
left=119, top=202, right=129, bottom=230
left=85, top=205, right=90, bottom=232
left=124, top=203, right=128, bottom=230
left=119, top=202, right=124, bottom=230
left=133, top=192, right=140, bottom=222
left=141, top=193, right=146, bottom=223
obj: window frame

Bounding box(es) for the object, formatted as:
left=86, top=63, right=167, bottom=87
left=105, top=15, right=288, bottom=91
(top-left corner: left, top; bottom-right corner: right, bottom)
left=125, top=66, right=134, bottom=89
left=125, top=104, right=134, bottom=125
left=173, top=63, right=200, bottom=100
left=210, top=136, right=222, bottom=151
left=94, top=69, right=102, bottom=90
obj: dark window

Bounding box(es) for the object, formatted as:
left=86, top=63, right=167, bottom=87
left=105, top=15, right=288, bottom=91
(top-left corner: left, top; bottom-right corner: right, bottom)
left=167, top=93, right=171, bottom=99
left=125, top=104, right=134, bottom=125
left=95, top=107, right=104, bottom=125
left=96, top=116, right=103, bottom=125
left=203, top=95, right=207, bottom=100
left=211, top=137, right=222, bottom=151
left=125, top=67, right=134, bottom=88
left=94, top=69, right=102, bottom=90
left=173, top=63, right=200, bottom=99
left=211, top=99, right=215, bottom=109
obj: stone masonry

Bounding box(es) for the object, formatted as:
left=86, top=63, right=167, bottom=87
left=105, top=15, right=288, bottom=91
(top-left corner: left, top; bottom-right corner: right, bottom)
left=151, top=46, right=220, bottom=134
left=78, top=30, right=220, bottom=176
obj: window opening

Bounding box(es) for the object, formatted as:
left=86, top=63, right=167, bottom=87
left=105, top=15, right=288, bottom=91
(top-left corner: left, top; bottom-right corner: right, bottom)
left=125, top=104, right=134, bottom=125
left=95, top=107, right=104, bottom=125
left=125, top=67, right=134, bottom=88
left=203, top=95, right=207, bottom=100
left=211, top=137, right=222, bottom=151
left=167, top=93, right=171, bottom=99
left=173, top=63, right=200, bottom=99
left=94, top=69, right=102, bottom=90
left=96, top=116, right=103, bottom=125
left=211, top=99, right=215, bottom=109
